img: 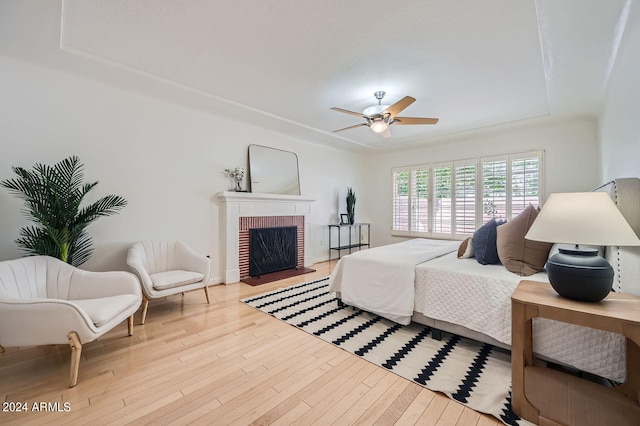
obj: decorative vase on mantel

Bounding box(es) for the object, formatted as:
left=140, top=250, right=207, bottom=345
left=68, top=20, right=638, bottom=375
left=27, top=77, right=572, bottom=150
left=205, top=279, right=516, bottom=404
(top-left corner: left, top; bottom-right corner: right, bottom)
left=346, top=187, right=356, bottom=225
left=225, top=166, right=245, bottom=192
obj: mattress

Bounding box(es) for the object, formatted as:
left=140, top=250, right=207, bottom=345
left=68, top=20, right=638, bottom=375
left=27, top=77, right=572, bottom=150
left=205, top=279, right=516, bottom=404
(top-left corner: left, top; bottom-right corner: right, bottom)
left=415, top=252, right=626, bottom=382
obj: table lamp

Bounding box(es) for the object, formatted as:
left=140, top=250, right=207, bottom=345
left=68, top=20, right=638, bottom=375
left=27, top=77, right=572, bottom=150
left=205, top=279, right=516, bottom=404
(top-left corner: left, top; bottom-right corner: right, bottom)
left=525, top=192, right=640, bottom=302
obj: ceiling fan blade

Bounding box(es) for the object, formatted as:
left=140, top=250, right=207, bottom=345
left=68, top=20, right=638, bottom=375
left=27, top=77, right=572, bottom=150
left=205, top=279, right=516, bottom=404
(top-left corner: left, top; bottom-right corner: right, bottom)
left=330, top=107, right=366, bottom=118
left=393, top=117, right=439, bottom=125
left=381, top=96, right=415, bottom=118
left=333, top=123, right=368, bottom=133
left=380, top=128, right=392, bottom=139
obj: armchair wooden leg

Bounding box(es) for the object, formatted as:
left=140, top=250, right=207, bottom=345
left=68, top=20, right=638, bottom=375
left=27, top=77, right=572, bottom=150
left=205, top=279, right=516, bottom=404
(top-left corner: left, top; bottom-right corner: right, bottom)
left=204, top=285, right=210, bottom=304
left=67, top=332, right=82, bottom=388
left=127, top=315, right=134, bottom=336
left=140, top=295, right=149, bottom=325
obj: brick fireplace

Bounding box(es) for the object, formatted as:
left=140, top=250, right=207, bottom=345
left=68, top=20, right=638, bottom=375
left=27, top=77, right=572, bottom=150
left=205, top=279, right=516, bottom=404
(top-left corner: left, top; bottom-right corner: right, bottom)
left=217, top=191, right=315, bottom=284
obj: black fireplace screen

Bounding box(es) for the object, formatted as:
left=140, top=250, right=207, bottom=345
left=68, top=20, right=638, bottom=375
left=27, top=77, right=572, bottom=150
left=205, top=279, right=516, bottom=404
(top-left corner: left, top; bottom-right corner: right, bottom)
left=249, top=226, right=297, bottom=277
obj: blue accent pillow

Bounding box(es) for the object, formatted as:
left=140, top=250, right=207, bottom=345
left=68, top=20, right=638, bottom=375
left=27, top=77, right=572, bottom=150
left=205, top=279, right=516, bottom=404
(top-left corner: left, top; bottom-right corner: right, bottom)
left=473, top=218, right=504, bottom=265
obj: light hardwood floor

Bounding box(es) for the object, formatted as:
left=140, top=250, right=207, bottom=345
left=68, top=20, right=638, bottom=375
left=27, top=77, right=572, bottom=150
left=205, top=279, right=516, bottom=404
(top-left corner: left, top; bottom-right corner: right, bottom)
left=0, top=261, right=501, bottom=425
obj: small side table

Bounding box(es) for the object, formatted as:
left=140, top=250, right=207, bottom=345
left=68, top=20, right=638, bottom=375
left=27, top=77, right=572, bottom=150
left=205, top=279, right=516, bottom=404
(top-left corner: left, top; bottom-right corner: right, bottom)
left=511, top=280, right=640, bottom=425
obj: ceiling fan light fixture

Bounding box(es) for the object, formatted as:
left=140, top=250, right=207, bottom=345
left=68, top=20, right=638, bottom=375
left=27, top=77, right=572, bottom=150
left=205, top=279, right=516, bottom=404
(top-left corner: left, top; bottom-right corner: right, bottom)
left=330, top=91, right=439, bottom=137
left=370, top=118, right=388, bottom=133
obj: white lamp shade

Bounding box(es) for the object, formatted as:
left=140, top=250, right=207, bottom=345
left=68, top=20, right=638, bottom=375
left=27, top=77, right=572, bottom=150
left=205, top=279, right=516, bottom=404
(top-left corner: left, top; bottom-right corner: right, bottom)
left=525, top=192, right=640, bottom=246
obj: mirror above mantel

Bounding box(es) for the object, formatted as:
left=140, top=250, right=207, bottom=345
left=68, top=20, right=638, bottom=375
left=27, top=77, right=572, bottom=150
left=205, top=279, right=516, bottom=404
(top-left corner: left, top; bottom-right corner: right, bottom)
left=248, top=144, right=301, bottom=195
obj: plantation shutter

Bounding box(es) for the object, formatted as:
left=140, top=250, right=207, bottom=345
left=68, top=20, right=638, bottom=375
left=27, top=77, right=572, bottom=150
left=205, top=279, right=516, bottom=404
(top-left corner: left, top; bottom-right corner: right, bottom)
left=411, top=166, right=430, bottom=234
left=510, top=151, right=543, bottom=215
left=481, top=156, right=508, bottom=222
left=454, top=159, right=477, bottom=237
left=391, top=150, right=544, bottom=238
left=392, top=167, right=410, bottom=234
left=432, top=163, right=452, bottom=236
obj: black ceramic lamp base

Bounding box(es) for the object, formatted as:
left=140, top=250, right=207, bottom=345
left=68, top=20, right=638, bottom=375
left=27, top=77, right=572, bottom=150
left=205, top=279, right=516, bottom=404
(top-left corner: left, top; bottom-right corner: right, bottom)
left=547, top=246, right=614, bottom=302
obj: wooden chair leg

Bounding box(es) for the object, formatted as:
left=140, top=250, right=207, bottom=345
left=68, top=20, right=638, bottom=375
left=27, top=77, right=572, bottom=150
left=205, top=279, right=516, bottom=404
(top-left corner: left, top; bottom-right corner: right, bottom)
left=0, top=345, right=5, bottom=360
left=204, top=285, right=210, bottom=304
left=67, top=332, right=82, bottom=388
left=140, top=296, right=149, bottom=325
left=127, top=315, right=134, bottom=336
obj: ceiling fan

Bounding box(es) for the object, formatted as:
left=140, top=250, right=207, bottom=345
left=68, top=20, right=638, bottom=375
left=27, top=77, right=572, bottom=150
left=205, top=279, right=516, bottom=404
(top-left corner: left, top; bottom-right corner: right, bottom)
left=331, top=91, right=439, bottom=138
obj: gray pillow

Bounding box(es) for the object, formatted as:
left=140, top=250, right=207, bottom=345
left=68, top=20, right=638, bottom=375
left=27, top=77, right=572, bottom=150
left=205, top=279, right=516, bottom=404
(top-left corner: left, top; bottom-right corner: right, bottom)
left=473, top=218, right=504, bottom=265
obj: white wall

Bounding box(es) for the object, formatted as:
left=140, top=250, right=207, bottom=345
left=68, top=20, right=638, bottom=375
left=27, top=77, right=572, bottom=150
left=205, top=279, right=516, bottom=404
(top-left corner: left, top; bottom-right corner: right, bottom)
left=599, top=2, right=640, bottom=182
left=0, top=61, right=603, bottom=276
left=0, top=56, right=366, bottom=279
left=362, top=117, right=600, bottom=247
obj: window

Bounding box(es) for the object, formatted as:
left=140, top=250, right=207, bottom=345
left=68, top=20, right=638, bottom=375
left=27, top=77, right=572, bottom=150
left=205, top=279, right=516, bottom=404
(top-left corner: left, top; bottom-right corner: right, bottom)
left=454, top=160, right=477, bottom=235
left=392, top=167, right=410, bottom=232
left=411, top=167, right=429, bottom=233
left=392, top=150, right=543, bottom=238
left=481, top=156, right=508, bottom=222
left=510, top=154, right=541, bottom=215
left=432, top=163, right=452, bottom=236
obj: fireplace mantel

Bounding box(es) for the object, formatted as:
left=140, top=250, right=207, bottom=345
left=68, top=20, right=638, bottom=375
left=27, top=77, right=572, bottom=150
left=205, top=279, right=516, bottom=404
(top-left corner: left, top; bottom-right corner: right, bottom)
left=218, top=191, right=315, bottom=204
left=217, top=191, right=315, bottom=283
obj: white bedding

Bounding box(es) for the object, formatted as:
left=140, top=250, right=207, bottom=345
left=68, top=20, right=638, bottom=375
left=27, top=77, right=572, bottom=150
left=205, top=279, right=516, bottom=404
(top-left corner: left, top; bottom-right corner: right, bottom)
left=328, top=239, right=459, bottom=324
left=415, top=252, right=547, bottom=344
left=415, top=252, right=626, bottom=381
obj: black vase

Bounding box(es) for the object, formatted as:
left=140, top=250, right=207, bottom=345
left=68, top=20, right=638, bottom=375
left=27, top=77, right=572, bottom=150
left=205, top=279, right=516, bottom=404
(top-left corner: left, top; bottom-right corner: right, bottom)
left=547, top=247, right=614, bottom=302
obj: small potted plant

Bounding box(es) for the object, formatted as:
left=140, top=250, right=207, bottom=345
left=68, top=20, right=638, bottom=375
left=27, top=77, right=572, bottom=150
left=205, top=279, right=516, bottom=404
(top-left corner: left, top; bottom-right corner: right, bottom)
left=346, top=187, right=356, bottom=224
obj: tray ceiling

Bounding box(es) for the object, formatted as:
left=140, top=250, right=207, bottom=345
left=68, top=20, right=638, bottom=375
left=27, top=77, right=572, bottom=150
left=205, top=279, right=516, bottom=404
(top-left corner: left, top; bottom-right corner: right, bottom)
left=12, top=0, right=633, bottom=151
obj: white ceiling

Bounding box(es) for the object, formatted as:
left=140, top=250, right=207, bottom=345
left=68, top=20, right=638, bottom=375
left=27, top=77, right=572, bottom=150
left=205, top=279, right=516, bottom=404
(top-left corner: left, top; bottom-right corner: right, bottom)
left=7, top=1, right=634, bottom=152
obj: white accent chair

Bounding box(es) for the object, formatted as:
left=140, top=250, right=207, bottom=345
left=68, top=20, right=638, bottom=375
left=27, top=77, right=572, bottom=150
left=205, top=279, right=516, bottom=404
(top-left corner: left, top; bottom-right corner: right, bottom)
left=0, top=256, right=142, bottom=387
left=126, top=240, right=211, bottom=324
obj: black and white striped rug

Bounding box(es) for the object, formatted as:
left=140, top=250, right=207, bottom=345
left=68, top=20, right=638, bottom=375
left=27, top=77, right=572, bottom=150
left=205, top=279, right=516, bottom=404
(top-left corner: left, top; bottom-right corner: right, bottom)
left=241, top=277, right=528, bottom=426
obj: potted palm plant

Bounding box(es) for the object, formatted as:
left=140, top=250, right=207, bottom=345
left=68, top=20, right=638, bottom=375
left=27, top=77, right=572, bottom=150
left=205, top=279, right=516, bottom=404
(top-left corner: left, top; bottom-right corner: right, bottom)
left=1, top=155, right=127, bottom=266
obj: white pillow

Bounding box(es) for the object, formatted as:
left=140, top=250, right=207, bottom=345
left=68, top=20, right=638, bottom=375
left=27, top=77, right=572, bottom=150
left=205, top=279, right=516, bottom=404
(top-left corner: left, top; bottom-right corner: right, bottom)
left=457, top=237, right=475, bottom=259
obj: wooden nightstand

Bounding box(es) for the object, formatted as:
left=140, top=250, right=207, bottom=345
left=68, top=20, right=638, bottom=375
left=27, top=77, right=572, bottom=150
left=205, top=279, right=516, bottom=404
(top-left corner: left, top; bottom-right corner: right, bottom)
left=511, top=280, right=640, bottom=426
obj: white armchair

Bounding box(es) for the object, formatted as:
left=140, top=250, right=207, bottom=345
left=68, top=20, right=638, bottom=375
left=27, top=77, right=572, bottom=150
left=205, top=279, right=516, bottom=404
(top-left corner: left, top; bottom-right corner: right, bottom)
left=126, top=240, right=211, bottom=324
left=0, top=256, right=142, bottom=387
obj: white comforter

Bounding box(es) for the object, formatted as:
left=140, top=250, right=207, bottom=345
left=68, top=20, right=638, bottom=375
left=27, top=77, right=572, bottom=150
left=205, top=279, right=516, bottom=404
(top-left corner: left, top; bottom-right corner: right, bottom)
left=328, top=239, right=460, bottom=324
left=415, top=252, right=626, bottom=381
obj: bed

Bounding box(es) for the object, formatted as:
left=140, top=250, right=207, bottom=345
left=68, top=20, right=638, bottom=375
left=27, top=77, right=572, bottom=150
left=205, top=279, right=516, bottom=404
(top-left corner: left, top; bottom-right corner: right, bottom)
left=329, top=178, right=640, bottom=382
